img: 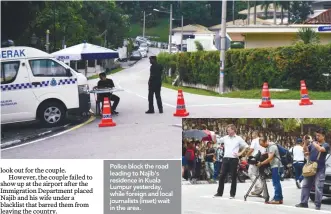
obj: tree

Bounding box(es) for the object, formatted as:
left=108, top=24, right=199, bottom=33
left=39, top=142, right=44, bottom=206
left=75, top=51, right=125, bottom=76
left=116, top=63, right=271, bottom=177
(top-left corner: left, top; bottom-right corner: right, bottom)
left=253, top=1, right=257, bottom=25
left=289, top=1, right=312, bottom=24
left=278, top=1, right=291, bottom=25
left=247, top=0, right=251, bottom=25
left=296, top=27, right=320, bottom=44
left=261, top=1, right=272, bottom=19
left=195, top=41, right=204, bottom=51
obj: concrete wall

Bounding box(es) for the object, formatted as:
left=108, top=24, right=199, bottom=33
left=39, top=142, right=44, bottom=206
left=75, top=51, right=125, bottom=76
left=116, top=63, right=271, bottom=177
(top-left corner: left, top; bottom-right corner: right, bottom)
left=245, top=33, right=331, bottom=48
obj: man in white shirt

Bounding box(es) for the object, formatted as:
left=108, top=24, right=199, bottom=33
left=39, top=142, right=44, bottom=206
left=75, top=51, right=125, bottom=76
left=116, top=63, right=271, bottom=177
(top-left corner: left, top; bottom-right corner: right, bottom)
left=290, top=138, right=305, bottom=189
left=246, top=130, right=266, bottom=196
left=214, top=124, right=249, bottom=199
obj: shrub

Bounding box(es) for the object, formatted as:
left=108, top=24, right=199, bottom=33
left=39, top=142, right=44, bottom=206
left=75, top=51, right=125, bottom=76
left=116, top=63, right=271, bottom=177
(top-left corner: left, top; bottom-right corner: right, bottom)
left=194, top=41, right=204, bottom=51
left=157, top=43, right=331, bottom=91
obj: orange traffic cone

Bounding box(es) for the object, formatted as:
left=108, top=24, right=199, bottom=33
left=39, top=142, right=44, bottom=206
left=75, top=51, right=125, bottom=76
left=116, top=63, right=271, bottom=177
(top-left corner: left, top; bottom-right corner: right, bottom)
left=173, top=89, right=189, bottom=117
left=259, top=82, right=274, bottom=108
left=99, top=97, right=116, bottom=127
left=299, top=80, right=313, bottom=106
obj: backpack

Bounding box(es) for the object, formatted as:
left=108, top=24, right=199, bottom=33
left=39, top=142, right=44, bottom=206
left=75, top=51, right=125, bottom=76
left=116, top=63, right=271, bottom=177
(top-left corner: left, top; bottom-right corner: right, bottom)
left=185, top=149, right=195, bottom=161
left=276, top=144, right=293, bottom=166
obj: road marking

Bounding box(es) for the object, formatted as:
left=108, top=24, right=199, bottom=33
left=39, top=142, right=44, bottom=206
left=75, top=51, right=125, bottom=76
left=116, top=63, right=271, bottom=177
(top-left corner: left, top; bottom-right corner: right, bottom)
left=1, top=116, right=96, bottom=152
left=187, top=102, right=259, bottom=107
left=200, top=195, right=331, bottom=213
left=187, top=99, right=298, bottom=108
left=117, top=82, right=176, bottom=108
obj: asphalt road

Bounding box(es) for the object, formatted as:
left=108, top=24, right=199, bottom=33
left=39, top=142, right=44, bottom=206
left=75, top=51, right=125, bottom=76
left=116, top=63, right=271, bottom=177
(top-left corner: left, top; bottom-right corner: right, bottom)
left=183, top=180, right=331, bottom=214
left=1, top=48, right=331, bottom=159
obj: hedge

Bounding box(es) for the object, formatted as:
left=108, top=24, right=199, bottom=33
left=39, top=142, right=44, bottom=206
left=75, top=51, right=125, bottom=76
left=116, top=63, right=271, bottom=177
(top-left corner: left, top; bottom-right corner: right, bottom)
left=157, top=43, right=331, bottom=91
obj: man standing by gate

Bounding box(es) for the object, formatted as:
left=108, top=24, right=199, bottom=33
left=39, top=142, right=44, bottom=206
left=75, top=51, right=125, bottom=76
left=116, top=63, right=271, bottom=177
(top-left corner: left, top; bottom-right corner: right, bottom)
left=146, top=56, right=163, bottom=114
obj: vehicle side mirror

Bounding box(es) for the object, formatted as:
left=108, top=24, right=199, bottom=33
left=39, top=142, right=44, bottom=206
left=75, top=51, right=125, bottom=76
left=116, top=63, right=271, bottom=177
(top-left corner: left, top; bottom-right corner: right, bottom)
left=66, top=68, right=72, bottom=77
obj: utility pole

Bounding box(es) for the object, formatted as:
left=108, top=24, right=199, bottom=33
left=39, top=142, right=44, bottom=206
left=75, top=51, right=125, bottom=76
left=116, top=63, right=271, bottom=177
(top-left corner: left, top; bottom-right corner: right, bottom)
left=143, top=11, right=146, bottom=38
left=62, top=26, right=66, bottom=49
left=169, top=4, right=173, bottom=54
left=219, top=0, right=227, bottom=94
left=180, top=15, right=183, bottom=52
left=53, top=1, right=56, bottom=51
left=46, top=30, right=50, bottom=53
left=233, top=0, right=235, bottom=25
left=168, top=4, right=173, bottom=77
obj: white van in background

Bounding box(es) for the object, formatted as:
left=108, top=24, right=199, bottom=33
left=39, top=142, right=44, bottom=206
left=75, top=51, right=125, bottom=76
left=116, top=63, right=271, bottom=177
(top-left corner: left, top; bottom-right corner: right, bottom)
left=0, top=46, right=91, bottom=127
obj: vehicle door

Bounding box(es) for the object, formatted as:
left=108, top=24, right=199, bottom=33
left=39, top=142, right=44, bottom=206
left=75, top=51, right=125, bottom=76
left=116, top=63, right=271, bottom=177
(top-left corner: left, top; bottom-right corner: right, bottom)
left=1, top=59, right=38, bottom=123
left=27, top=58, right=78, bottom=109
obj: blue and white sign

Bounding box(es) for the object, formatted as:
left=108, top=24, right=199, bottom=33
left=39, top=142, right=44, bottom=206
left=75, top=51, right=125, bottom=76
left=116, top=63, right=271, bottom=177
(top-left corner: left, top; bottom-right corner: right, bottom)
left=57, top=56, right=70, bottom=61
left=0, top=49, right=26, bottom=59
left=50, top=78, right=57, bottom=86
left=318, top=26, right=331, bottom=32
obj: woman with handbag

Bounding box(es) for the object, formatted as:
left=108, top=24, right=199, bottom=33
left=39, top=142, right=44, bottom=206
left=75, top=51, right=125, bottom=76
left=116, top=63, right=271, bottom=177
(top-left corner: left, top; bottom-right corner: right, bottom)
left=295, top=128, right=330, bottom=210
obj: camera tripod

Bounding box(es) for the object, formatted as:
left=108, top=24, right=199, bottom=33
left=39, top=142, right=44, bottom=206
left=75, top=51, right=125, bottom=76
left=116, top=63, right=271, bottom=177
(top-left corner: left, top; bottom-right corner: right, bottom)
left=244, top=169, right=270, bottom=203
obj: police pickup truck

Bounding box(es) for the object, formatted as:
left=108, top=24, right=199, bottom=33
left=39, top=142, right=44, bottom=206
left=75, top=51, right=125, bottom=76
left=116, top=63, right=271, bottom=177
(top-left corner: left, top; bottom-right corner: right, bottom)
left=1, top=46, right=91, bottom=127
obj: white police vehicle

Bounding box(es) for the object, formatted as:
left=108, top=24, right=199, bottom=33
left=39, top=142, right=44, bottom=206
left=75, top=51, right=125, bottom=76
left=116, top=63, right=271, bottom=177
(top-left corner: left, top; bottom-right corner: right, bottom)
left=1, top=46, right=91, bottom=127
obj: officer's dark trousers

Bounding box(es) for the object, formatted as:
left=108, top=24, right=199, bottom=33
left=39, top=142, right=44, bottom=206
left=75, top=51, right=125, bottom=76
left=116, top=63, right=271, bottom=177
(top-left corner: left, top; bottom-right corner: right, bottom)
left=148, top=85, right=163, bottom=111
left=217, top=157, right=239, bottom=197
left=99, top=93, right=120, bottom=111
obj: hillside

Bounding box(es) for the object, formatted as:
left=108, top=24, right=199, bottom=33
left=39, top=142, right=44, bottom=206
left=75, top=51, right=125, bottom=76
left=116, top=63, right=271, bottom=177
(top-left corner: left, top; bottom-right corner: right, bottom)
left=128, top=18, right=175, bottom=42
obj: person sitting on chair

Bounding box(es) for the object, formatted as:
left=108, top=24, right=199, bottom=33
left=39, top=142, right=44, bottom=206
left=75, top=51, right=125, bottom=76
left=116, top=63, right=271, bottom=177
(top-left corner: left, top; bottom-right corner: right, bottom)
left=93, top=72, right=120, bottom=115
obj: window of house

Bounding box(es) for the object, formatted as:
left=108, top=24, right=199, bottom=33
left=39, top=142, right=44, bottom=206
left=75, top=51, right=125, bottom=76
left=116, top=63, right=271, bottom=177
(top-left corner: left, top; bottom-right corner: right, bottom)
left=29, top=59, right=67, bottom=77
left=1, top=61, right=20, bottom=84
left=182, top=35, right=195, bottom=40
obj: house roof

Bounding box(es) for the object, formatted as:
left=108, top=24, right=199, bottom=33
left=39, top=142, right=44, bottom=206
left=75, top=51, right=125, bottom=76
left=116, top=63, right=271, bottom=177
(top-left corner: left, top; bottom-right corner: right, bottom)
left=172, top=24, right=210, bottom=32
left=227, top=33, right=245, bottom=41
left=209, top=18, right=273, bottom=30
left=238, top=4, right=287, bottom=15
left=305, top=8, right=331, bottom=24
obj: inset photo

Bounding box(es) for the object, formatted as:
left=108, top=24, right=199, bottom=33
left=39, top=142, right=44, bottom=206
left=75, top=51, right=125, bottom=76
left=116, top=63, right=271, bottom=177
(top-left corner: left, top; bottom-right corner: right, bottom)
left=182, top=118, right=331, bottom=213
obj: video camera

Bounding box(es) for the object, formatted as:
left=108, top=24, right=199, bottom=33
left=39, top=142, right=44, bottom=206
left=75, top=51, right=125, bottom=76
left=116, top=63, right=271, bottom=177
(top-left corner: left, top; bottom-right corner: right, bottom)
left=247, top=151, right=271, bottom=176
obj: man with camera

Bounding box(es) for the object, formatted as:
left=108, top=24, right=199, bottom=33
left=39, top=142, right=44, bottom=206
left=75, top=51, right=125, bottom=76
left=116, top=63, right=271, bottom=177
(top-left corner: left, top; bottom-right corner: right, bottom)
left=214, top=124, right=249, bottom=199
left=295, top=128, right=330, bottom=210
left=246, top=131, right=266, bottom=196
left=257, top=134, right=283, bottom=204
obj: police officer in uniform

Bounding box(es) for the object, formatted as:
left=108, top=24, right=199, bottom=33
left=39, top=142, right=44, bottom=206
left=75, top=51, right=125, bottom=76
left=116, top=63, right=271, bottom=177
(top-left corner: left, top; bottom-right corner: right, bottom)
left=146, top=56, right=163, bottom=114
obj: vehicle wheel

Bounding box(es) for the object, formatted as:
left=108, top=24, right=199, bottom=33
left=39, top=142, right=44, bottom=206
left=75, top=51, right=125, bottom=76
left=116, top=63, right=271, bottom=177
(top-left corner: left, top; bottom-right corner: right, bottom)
left=38, top=101, right=66, bottom=127
left=309, top=193, right=315, bottom=202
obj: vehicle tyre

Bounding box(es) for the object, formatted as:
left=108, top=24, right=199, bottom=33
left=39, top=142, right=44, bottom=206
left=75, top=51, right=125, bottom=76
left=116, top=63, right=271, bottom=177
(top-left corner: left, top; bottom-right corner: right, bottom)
left=309, top=193, right=315, bottom=201
left=38, top=101, right=66, bottom=127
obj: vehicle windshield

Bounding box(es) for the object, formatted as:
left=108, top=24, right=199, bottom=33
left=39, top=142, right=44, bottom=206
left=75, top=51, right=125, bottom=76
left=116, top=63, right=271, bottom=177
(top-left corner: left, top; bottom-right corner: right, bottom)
left=140, top=43, right=147, bottom=47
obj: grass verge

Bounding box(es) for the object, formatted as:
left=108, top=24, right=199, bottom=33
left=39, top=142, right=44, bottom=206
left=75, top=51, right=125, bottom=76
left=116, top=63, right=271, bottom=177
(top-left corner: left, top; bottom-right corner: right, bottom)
left=87, top=67, right=124, bottom=80
left=162, top=82, right=331, bottom=100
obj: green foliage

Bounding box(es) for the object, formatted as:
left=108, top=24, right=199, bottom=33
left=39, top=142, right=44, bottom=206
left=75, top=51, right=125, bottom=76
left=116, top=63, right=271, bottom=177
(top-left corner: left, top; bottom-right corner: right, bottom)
left=157, top=52, right=177, bottom=78
left=183, top=118, right=331, bottom=140
left=128, top=19, right=170, bottom=42
left=230, top=42, right=244, bottom=49
left=194, top=41, right=204, bottom=51
left=127, top=38, right=134, bottom=56
left=157, top=43, right=331, bottom=91
left=296, top=27, right=320, bottom=44
left=17, top=1, right=129, bottom=51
